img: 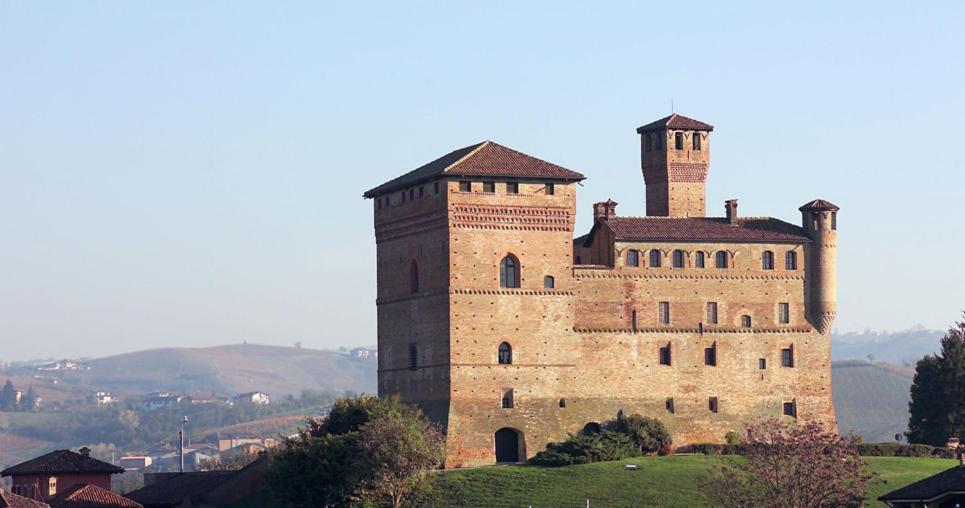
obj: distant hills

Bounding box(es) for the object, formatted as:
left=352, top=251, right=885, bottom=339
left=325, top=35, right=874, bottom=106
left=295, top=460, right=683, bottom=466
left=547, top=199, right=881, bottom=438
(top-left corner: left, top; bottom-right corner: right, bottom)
left=832, top=327, right=944, bottom=365
left=831, top=360, right=914, bottom=443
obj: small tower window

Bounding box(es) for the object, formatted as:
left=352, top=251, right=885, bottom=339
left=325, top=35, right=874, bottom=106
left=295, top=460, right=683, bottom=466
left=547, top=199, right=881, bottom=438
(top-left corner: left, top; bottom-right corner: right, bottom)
left=762, top=251, right=775, bottom=270
left=674, top=132, right=684, bottom=150
left=408, top=343, right=418, bottom=371
left=781, top=347, right=795, bottom=368
left=646, top=133, right=652, bottom=152
left=759, top=358, right=767, bottom=369
left=459, top=181, right=472, bottom=192
left=831, top=212, right=837, bottom=230
left=695, top=251, right=706, bottom=268
left=409, top=189, right=414, bottom=201
left=659, top=343, right=672, bottom=365
left=401, top=191, right=407, bottom=202
left=649, top=250, right=662, bottom=268
left=626, top=250, right=640, bottom=267
left=376, top=198, right=382, bottom=210
left=785, top=251, right=797, bottom=270
left=483, top=181, right=495, bottom=193
left=693, top=132, right=701, bottom=150
left=559, top=398, right=566, bottom=408
left=545, top=183, right=555, bottom=195
left=715, top=251, right=728, bottom=269
left=783, top=401, right=797, bottom=417
left=498, top=342, right=512, bottom=365
left=418, top=186, right=424, bottom=198
left=666, top=397, right=675, bottom=413
left=658, top=302, right=670, bottom=325
left=708, top=397, right=719, bottom=413
left=500, top=254, right=521, bottom=288
left=543, top=275, right=555, bottom=289
left=778, top=303, right=790, bottom=324
left=656, top=133, right=663, bottom=149
left=741, top=315, right=752, bottom=328
left=409, top=261, right=419, bottom=294
left=706, top=302, right=718, bottom=324
left=704, top=343, right=717, bottom=366
left=506, top=182, right=519, bottom=194
left=672, top=250, right=685, bottom=268
left=501, top=389, right=514, bottom=409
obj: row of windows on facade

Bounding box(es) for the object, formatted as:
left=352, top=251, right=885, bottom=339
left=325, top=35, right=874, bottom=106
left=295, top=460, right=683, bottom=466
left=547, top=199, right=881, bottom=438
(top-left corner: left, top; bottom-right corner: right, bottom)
left=376, top=180, right=560, bottom=210
left=644, top=131, right=702, bottom=152
left=459, top=181, right=556, bottom=195
left=375, top=181, right=443, bottom=210
left=491, top=341, right=794, bottom=369
left=499, top=391, right=796, bottom=418
left=406, top=255, right=554, bottom=295
left=625, top=249, right=798, bottom=270
left=631, top=301, right=792, bottom=328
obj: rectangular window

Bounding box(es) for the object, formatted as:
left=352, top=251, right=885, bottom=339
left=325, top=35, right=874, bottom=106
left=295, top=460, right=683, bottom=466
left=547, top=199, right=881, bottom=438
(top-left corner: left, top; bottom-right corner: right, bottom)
left=781, top=347, right=794, bottom=368
left=459, top=181, right=471, bottom=192
left=408, top=343, right=418, bottom=371
left=708, top=397, right=719, bottom=413
left=631, top=310, right=638, bottom=332
left=704, top=344, right=717, bottom=366
left=665, top=397, right=675, bottom=414
left=675, top=132, right=684, bottom=150
left=658, top=302, right=670, bottom=324
left=501, top=389, right=514, bottom=409
left=659, top=344, right=672, bottom=366
left=506, top=182, right=519, bottom=194
left=778, top=303, right=790, bottom=324
left=693, top=133, right=701, bottom=150
left=706, top=302, right=718, bottom=324
left=759, top=358, right=767, bottom=369
left=376, top=198, right=382, bottom=210
left=783, top=401, right=796, bottom=417
left=48, top=476, right=57, bottom=496
left=715, top=251, right=728, bottom=268
left=695, top=251, right=705, bottom=268
left=545, top=183, right=555, bottom=195
left=483, top=181, right=495, bottom=193
left=409, top=189, right=414, bottom=201
left=831, top=212, right=837, bottom=230
left=785, top=251, right=797, bottom=270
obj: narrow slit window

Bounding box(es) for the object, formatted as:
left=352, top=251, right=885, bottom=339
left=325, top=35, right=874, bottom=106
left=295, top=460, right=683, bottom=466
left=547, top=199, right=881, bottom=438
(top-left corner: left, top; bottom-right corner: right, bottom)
left=695, top=251, right=705, bottom=268
left=666, top=397, right=675, bottom=414
left=659, top=302, right=670, bottom=324
left=674, top=131, right=684, bottom=150
left=408, top=343, right=418, bottom=371
left=709, top=397, right=719, bottom=413
left=434, top=181, right=440, bottom=194
left=646, top=133, right=653, bottom=152
left=693, top=132, right=701, bottom=150
left=706, top=302, right=718, bottom=324
left=659, top=344, right=672, bottom=365
left=778, top=303, right=790, bottom=324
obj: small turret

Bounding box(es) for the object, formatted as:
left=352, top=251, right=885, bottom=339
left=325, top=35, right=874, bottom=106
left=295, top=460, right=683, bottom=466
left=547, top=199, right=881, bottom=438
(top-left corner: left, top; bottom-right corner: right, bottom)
left=800, top=199, right=839, bottom=335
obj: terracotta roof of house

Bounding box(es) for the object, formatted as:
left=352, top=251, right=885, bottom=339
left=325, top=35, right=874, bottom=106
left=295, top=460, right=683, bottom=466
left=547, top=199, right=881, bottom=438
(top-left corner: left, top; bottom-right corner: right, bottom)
left=878, top=465, right=965, bottom=502
left=585, top=216, right=810, bottom=246
left=1, top=450, right=123, bottom=477
left=363, top=141, right=585, bottom=198
left=798, top=199, right=840, bottom=212
left=636, top=113, right=714, bottom=133
left=0, top=491, right=49, bottom=508
left=125, top=472, right=235, bottom=507
left=47, top=484, right=141, bottom=508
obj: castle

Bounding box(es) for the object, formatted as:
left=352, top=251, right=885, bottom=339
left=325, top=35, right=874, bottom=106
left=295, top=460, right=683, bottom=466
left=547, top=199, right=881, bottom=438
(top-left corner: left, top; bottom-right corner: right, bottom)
left=364, top=114, right=839, bottom=467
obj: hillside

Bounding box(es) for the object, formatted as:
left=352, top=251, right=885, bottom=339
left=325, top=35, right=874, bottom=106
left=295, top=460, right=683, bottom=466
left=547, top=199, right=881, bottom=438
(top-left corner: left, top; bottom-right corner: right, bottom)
left=832, top=361, right=914, bottom=442
left=833, top=328, right=943, bottom=364
left=50, top=343, right=376, bottom=399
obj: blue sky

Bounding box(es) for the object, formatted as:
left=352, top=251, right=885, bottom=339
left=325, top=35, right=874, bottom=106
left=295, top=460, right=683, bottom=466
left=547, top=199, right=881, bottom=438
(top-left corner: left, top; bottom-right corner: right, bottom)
left=1, top=1, right=963, bottom=360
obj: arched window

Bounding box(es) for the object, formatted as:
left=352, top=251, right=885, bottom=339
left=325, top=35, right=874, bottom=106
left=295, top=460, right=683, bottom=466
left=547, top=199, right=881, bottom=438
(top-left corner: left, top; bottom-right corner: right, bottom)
left=672, top=250, right=685, bottom=268
left=500, top=254, right=520, bottom=288
left=498, top=342, right=512, bottom=365
left=501, top=389, right=514, bottom=409
left=741, top=315, right=752, bottom=328
left=649, top=250, right=662, bottom=268
left=626, top=250, right=640, bottom=267
left=695, top=251, right=706, bottom=269
left=715, top=251, right=729, bottom=269
left=785, top=251, right=797, bottom=270
left=762, top=251, right=775, bottom=270
left=409, top=261, right=419, bottom=294
left=544, top=275, right=555, bottom=289
left=559, top=398, right=566, bottom=408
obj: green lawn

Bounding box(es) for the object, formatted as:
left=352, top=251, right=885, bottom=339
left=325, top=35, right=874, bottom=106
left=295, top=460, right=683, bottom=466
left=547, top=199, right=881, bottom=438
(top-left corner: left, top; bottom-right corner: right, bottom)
left=430, top=455, right=958, bottom=508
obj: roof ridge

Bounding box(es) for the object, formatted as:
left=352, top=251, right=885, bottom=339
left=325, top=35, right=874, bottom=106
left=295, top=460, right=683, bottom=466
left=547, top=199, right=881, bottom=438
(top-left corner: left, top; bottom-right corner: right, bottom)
left=442, top=140, right=489, bottom=174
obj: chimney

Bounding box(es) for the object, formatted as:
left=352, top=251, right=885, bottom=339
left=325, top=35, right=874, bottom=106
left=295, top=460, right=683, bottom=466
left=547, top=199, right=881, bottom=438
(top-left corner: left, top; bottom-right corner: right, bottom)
left=725, top=199, right=738, bottom=225
left=79, top=447, right=91, bottom=457
left=593, top=199, right=618, bottom=222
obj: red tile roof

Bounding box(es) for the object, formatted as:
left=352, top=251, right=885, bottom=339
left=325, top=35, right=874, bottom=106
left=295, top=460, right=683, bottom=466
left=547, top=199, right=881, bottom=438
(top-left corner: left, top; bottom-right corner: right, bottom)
left=589, top=216, right=810, bottom=245
left=636, top=113, right=714, bottom=133
left=0, top=491, right=49, bottom=508
left=363, top=141, right=585, bottom=198
left=47, top=484, right=141, bottom=508
left=1, top=450, right=123, bottom=477
left=798, top=199, right=840, bottom=212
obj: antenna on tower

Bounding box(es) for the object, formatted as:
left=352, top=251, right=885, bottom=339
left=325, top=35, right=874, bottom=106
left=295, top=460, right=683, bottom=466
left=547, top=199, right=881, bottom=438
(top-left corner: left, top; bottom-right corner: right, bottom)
left=671, top=99, right=674, bottom=113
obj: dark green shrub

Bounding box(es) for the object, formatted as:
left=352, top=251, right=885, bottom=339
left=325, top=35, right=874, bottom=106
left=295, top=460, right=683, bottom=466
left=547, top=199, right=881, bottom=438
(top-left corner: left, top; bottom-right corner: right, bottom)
left=530, top=430, right=638, bottom=467
left=612, top=413, right=673, bottom=454
left=724, top=431, right=742, bottom=445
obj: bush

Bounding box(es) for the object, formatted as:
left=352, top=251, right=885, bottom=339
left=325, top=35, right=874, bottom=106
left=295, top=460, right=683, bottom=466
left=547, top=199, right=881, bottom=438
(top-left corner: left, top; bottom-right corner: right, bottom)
left=530, top=431, right=638, bottom=467
left=612, top=414, right=672, bottom=454
left=724, top=431, right=741, bottom=445
left=853, top=442, right=950, bottom=457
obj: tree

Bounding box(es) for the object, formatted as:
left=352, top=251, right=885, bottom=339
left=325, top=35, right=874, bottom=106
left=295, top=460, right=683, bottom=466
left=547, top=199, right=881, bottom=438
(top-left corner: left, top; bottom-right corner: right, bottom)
left=20, top=386, right=38, bottom=412
left=908, top=316, right=965, bottom=446
left=612, top=413, right=672, bottom=454
left=266, top=395, right=444, bottom=508
left=0, top=380, right=17, bottom=411
left=704, top=419, right=875, bottom=508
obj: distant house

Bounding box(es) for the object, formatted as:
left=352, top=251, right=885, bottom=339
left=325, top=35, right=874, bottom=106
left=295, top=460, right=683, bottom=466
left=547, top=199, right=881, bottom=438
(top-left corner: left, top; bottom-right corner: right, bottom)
left=90, top=392, right=115, bottom=405
left=118, top=457, right=152, bottom=472
left=349, top=347, right=377, bottom=360
left=878, top=456, right=965, bottom=507
left=232, top=392, right=269, bottom=405
left=0, top=490, right=49, bottom=508
left=185, top=395, right=227, bottom=406
left=36, top=361, right=89, bottom=372
left=127, top=454, right=268, bottom=508
left=47, top=484, right=141, bottom=508
left=142, top=393, right=183, bottom=411
left=216, top=437, right=272, bottom=453
left=0, top=448, right=124, bottom=501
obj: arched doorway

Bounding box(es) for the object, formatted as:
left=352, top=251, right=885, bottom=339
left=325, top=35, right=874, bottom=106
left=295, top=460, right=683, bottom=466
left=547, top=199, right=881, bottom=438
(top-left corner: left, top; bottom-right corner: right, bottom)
left=495, top=428, right=523, bottom=463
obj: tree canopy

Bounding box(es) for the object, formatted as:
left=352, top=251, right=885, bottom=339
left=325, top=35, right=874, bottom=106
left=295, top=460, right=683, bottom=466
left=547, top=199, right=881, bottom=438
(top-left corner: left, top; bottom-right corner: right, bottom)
left=908, top=315, right=965, bottom=446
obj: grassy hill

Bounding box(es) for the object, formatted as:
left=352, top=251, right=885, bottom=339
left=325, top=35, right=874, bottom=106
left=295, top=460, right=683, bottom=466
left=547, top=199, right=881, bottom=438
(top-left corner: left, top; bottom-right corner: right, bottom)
left=51, top=343, right=376, bottom=399
left=832, top=360, right=913, bottom=442
left=430, top=456, right=957, bottom=507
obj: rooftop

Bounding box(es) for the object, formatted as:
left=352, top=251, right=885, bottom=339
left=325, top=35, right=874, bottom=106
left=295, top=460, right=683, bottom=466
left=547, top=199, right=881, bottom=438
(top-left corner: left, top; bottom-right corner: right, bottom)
left=799, top=199, right=840, bottom=212
left=1, top=450, right=123, bottom=477
left=636, top=113, right=714, bottom=133
left=586, top=216, right=811, bottom=245
left=363, top=140, right=585, bottom=198
left=47, top=484, right=142, bottom=508
left=879, top=465, right=965, bottom=503
left=126, top=472, right=235, bottom=507
left=0, top=491, right=49, bottom=508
